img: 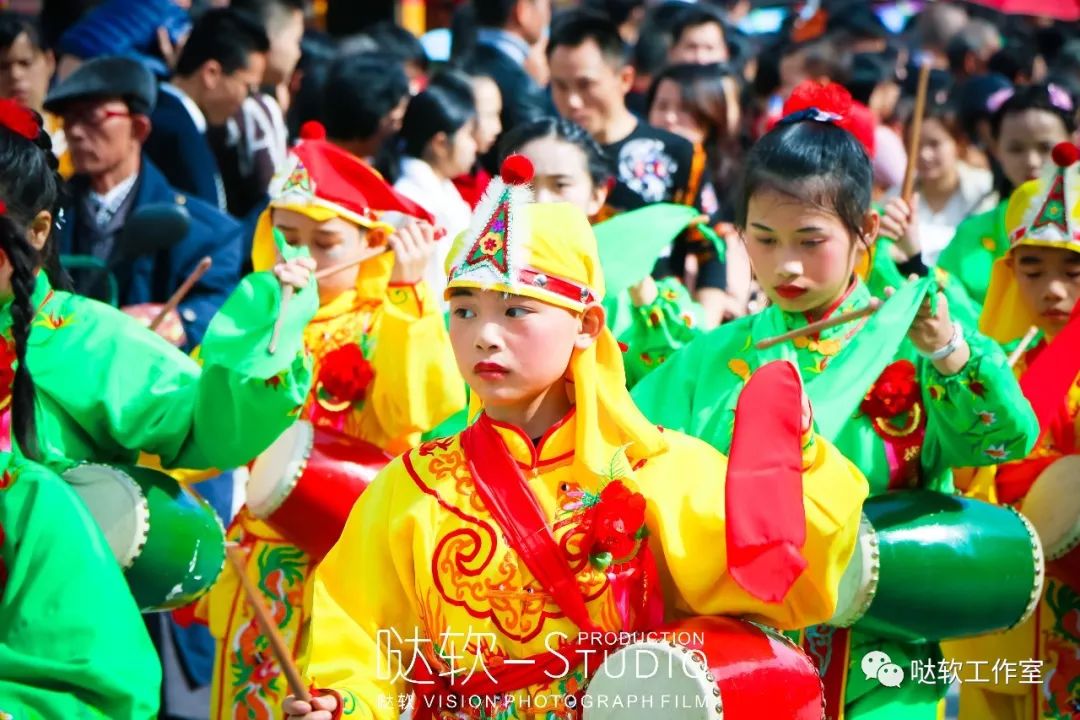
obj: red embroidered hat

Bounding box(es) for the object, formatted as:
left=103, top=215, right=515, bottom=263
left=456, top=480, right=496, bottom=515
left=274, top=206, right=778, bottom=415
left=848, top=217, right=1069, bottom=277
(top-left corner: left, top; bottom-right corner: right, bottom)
left=268, top=121, right=434, bottom=233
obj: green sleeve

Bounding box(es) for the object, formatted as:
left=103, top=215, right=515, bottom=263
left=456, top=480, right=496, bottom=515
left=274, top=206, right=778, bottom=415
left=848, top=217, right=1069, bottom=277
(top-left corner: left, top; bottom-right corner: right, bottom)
left=613, top=278, right=704, bottom=388
left=631, top=316, right=755, bottom=452
left=0, top=458, right=160, bottom=719
left=935, top=203, right=1007, bottom=309
left=919, top=330, right=1039, bottom=472
left=29, top=271, right=317, bottom=471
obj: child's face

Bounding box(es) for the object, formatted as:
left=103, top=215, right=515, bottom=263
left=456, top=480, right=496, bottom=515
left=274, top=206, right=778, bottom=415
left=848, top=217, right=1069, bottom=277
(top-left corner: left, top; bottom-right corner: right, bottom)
left=994, top=109, right=1071, bottom=189
left=1011, top=245, right=1080, bottom=335
left=449, top=288, right=594, bottom=412
left=742, top=188, right=874, bottom=315
left=273, top=208, right=366, bottom=303
left=516, top=135, right=608, bottom=217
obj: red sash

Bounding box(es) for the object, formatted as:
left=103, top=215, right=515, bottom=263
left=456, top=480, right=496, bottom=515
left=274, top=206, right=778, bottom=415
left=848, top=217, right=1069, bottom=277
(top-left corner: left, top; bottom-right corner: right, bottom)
left=1020, top=307, right=1080, bottom=438
left=411, top=416, right=612, bottom=718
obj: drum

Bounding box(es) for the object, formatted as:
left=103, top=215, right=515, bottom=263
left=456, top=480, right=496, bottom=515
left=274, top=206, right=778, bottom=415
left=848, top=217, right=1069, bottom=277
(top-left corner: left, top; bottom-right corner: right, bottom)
left=831, top=490, right=1044, bottom=643
left=63, top=463, right=226, bottom=612
left=1020, top=455, right=1080, bottom=560
left=247, top=420, right=390, bottom=559
left=583, top=617, right=823, bottom=720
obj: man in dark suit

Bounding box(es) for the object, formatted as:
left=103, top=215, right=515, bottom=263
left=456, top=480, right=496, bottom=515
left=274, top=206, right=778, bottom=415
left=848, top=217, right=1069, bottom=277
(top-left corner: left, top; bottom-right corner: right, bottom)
left=467, top=0, right=552, bottom=137
left=145, top=8, right=269, bottom=213
left=45, top=56, right=243, bottom=352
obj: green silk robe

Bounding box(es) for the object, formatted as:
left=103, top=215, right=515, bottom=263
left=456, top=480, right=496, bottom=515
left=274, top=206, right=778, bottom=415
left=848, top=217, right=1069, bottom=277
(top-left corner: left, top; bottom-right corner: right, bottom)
left=632, top=279, right=1039, bottom=720
left=0, top=270, right=317, bottom=472
left=0, top=452, right=160, bottom=719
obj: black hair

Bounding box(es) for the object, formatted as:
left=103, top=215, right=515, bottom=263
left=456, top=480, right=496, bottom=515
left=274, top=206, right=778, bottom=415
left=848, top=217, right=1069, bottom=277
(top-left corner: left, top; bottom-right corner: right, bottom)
left=582, top=0, right=645, bottom=28
left=0, top=112, right=73, bottom=460
left=632, top=25, right=671, bottom=77
left=365, top=19, right=429, bottom=71
left=847, top=52, right=896, bottom=106
left=398, top=69, right=476, bottom=158
left=990, top=82, right=1077, bottom=139
left=736, top=118, right=872, bottom=245
left=670, top=5, right=726, bottom=46
left=450, top=3, right=478, bottom=61
left=320, top=51, right=409, bottom=142
left=547, top=10, right=629, bottom=66
left=988, top=43, right=1038, bottom=85
left=0, top=12, right=46, bottom=53
left=474, top=0, right=519, bottom=29
left=946, top=19, right=999, bottom=76
left=498, top=117, right=612, bottom=188
left=175, top=8, right=271, bottom=77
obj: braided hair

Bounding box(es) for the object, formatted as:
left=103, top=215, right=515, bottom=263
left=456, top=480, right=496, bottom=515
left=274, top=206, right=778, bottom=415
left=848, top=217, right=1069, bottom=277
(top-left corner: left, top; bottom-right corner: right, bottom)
left=0, top=105, right=66, bottom=460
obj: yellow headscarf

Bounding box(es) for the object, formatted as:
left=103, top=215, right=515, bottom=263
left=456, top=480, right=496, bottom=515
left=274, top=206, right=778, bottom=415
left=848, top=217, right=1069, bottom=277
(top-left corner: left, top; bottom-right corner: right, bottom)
left=444, top=156, right=668, bottom=476
left=981, top=142, right=1080, bottom=343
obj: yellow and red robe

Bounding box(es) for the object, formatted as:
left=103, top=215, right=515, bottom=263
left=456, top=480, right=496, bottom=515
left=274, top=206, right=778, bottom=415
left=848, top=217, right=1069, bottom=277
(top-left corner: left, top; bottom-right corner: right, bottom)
left=198, top=268, right=465, bottom=720
left=302, top=411, right=868, bottom=719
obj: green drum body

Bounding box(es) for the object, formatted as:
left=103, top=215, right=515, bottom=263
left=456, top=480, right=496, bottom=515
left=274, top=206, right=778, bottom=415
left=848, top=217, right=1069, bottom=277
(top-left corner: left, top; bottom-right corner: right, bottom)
left=64, top=463, right=226, bottom=612
left=830, top=490, right=1044, bottom=643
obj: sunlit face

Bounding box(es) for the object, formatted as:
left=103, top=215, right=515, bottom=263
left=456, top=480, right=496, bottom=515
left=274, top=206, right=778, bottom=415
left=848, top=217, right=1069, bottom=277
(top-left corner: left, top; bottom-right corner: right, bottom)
left=995, top=109, right=1071, bottom=189
left=515, top=135, right=607, bottom=217
left=265, top=9, right=304, bottom=86
left=472, top=76, right=503, bottom=154
left=0, top=32, right=53, bottom=111
left=742, top=188, right=876, bottom=315
left=669, top=22, right=729, bottom=65
left=1012, top=245, right=1080, bottom=336
left=203, top=52, right=266, bottom=124
left=648, top=78, right=705, bottom=146
left=549, top=40, right=632, bottom=140
left=273, top=208, right=367, bottom=303
left=449, top=288, right=587, bottom=410
left=444, top=119, right=480, bottom=177
left=917, top=117, right=960, bottom=184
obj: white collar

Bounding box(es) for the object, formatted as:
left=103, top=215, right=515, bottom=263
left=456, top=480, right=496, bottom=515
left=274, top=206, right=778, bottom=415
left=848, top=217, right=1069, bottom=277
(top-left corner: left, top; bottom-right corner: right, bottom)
left=89, top=172, right=139, bottom=211
left=162, top=83, right=207, bottom=134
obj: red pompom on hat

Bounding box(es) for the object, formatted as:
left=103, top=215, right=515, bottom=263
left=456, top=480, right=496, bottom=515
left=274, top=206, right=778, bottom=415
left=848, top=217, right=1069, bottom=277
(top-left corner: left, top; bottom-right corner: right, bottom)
left=299, top=120, right=327, bottom=141
left=500, top=154, right=534, bottom=185
left=1052, top=141, right=1079, bottom=168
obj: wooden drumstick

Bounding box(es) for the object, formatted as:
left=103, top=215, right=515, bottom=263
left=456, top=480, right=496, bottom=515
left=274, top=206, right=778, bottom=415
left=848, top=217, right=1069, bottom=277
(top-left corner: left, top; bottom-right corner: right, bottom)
left=150, top=256, right=212, bottom=331
left=901, top=61, right=932, bottom=204
left=268, top=284, right=292, bottom=355
left=312, top=224, right=450, bottom=281
left=756, top=299, right=882, bottom=350
left=225, top=544, right=312, bottom=703
left=1007, top=325, right=1040, bottom=368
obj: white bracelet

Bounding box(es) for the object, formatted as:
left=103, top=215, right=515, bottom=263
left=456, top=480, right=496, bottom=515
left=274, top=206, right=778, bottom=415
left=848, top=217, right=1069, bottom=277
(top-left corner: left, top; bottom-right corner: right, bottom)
left=921, top=321, right=964, bottom=361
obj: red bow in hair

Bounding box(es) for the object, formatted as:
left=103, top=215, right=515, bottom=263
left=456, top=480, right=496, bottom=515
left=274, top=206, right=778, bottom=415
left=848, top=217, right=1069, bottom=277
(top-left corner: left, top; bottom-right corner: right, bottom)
left=0, top=99, right=38, bottom=141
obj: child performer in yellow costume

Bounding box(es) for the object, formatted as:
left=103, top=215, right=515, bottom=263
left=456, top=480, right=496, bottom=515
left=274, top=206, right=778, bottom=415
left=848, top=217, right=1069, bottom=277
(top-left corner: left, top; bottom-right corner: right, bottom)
left=283, top=156, right=870, bottom=720
left=198, top=123, right=466, bottom=719
left=951, top=141, right=1080, bottom=720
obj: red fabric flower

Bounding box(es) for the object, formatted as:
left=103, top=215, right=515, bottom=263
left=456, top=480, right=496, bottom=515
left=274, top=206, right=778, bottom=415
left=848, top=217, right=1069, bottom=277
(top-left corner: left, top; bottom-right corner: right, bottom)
left=861, top=360, right=920, bottom=419
left=586, top=481, right=647, bottom=560
left=0, top=98, right=38, bottom=140
left=318, top=343, right=374, bottom=404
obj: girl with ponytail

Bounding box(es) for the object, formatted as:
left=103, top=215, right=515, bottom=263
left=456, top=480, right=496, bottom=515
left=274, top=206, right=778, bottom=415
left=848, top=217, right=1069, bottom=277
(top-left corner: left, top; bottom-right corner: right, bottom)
left=0, top=98, right=319, bottom=474
left=0, top=110, right=161, bottom=720
left=633, top=81, right=1041, bottom=720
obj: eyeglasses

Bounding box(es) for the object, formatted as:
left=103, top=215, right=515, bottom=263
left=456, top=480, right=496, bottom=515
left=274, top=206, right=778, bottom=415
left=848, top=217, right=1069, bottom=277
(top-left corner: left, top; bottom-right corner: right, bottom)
left=62, top=107, right=132, bottom=128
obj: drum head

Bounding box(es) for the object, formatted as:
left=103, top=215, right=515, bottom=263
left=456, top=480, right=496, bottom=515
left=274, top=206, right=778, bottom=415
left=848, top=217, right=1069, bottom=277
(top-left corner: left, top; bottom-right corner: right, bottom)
left=830, top=513, right=880, bottom=627
left=248, top=421, right=313, bottom=518
left=584, top=641, right=721, bottom=720
left=1021, top=456, right=1080, bottom=560
left=63, top=464, right=149, bottom=569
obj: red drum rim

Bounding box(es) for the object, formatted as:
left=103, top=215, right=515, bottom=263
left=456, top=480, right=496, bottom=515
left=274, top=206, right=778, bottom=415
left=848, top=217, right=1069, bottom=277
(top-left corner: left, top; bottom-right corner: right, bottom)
left=63, top=463, right=150, bottom=570
left=248, top=420, right=314, bottom=520
left=830, top=513, right=880, bottom=628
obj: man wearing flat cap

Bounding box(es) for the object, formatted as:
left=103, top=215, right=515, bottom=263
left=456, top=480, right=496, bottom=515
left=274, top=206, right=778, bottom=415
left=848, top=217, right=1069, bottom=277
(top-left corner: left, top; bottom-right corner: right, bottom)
left=45, top=55, right=243, bottom=352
